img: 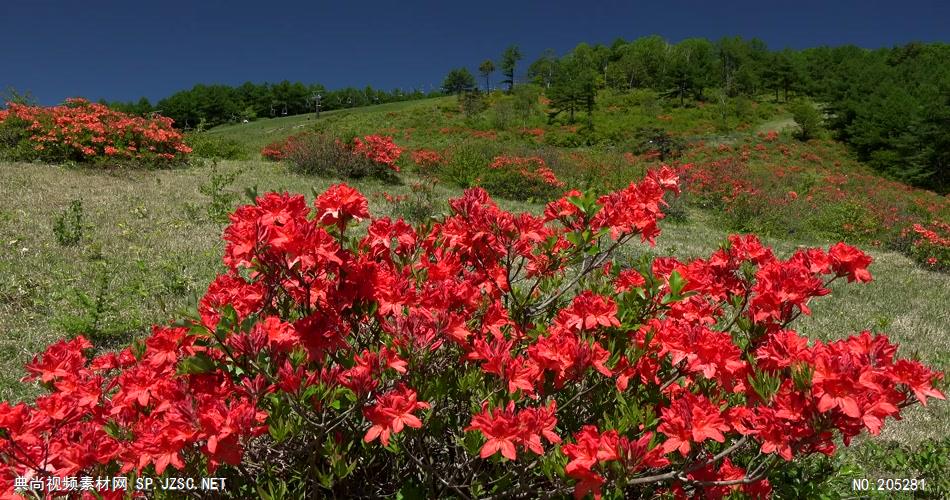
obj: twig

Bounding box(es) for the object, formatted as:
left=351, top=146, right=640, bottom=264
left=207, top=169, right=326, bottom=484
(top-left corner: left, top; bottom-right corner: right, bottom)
left=405, top=449, right=473, bottom=500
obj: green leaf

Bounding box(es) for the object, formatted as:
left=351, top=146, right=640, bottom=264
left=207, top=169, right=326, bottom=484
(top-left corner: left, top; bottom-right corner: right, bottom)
left=177, top=352, right=216, bottom=375
left=792, top=362, right=814, bottom=391
left=748, top=368, right=782, bottom=402
left=268, top=417, right=290, bottom=443
left=736, top=316, right=752, bottom=333
left=217, top=304, right=239, bottom=333
left=668, top=270, right=687, bottom=297
left=565, top=231, right=583, bottom=247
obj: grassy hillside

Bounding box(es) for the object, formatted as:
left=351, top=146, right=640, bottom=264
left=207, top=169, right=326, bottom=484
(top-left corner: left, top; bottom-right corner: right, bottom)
left=203, top=97, right=455, bottom=152
left=1, top=90, right=947, bottom=496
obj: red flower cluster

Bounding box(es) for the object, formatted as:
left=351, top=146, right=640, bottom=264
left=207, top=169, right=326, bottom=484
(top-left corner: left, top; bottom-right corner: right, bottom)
left=409, top=148, right=444, bottom=169
left=911, top=221, right=950, bottom=247
left=520, top=127, right=546, bottom=139
left=1, top=330, right=266, bottom=497
left=758, top=130, right=780, bottom=142
left=261, top=133, right=402, bottom=173
left=363, top=385, right=429, bottom=446
left=563, top=426, right=669, bottom=499
left=0, top=98, right=191, bottom=164
left=1, top=171, right=943, bottom=498
left=489, top=155, right=566, bottom=188
left=465, top=401, right=561, bottom=460
left=260, top=131, right=320, bottom=162
left=908, top=220, right=950, bottom=269
left=351, top=134, right=402, bottom=171
left=261, top=143, right=287, bottom=161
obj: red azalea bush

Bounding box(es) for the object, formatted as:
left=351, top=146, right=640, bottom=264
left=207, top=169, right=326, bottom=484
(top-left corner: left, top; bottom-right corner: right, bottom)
left=489, top=155, right=565, bottom=188
left=410, top=148, right=445, bottom=171
left=262, top=132, right=401, bottom=179
left=479, top=154, right=566, bottom=201
left=351, top=134, right=402, bottom=171
left=260, top=143, right=286, bottom=161
left=0, top=98, right=191, bottom=166
left=905, top=220, right=950, bottom=271
left=1, top=168, right=945, bottom=498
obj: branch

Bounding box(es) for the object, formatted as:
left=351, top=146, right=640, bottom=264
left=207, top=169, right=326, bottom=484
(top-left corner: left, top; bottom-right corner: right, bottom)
left=405, top=449, right=473, bottom=500
left=525, top=232, right=634, bottom=317
left=561, top=378, right=608, bottom=409
left=624, top=435, right=754, bottom=486
left=659, top=362, right=688, bottom=391
left=720, top=288, right=750, bottom=334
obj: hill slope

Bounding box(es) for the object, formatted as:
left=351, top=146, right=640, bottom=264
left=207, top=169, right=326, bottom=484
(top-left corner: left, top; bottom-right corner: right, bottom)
left=1, top=89, right=947, bottom=497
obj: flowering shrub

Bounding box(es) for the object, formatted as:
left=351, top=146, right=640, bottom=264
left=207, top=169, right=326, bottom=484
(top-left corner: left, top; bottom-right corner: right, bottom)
left=351, top=135, right=402, bottom=171
left=409, top=149, right=444, bottom=171
left=0, top=98, right=191, bottom=166
left=1, top=170, right=944, bottom=498
left=520, top=128, right=546, bottom=140
left=261, top=132, right=401, bottom=179
left=260, top=143, right=287, bottom=161
left=906, top=220, right=950, bottom=271
left=478, top=155, right=566, bottom=201
left=261, top=132, right=306, bottom=162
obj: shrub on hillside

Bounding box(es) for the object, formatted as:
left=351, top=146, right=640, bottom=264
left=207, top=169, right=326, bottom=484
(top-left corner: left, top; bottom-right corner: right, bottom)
left=903, top=220, right=950, bottom=271
left=0, top=98, right=191, bottom=166
left=438, top=140, right=501, bottom=188
left=460, top=91, right=489, bottom=118
left=632, top=127, right=685, bottom=162
left=543, top=129, right=586, bottom=148
left=262, top=132, right=401, bottom=179
left=480, top=154, right=565, bottom=201
left=1, top=172, right=944, bottom=498
left=380, top=180, right=442, bottom=224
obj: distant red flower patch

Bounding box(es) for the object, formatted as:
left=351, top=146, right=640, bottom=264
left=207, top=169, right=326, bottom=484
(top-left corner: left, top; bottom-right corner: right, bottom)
left=352, top=134, right=402, bottom=171
left=261, top=133, right=402, bottom=172
left=489, top=155, right=565, bottom=188
left=410, top=149, right=444, bottom=169
left=0, top=98, right=190, bottom=165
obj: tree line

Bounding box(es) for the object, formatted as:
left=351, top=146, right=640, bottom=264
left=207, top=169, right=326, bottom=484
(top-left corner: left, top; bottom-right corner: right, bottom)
left=103, top=82, right=440, bottom=130
left=444, top=37, right=948, bottom=193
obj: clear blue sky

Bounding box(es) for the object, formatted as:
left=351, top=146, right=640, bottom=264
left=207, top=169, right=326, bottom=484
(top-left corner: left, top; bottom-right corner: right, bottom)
left=2, top=0, right=948, bottom=104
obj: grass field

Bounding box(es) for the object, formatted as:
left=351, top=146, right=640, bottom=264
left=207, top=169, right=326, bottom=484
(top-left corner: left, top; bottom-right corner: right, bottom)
left=1, top=93, right=948, bottom=494
left=204, top=97, right=455, bottom=152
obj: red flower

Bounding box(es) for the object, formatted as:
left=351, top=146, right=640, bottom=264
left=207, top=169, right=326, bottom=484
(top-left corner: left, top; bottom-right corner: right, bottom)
left=888, top=359, right=946, bottom=406
left=363, top=385, right=429, bottom=446
left=465, top=401, right=561, bottom=461
left=24, top=336, right=92, bottom=384
left=557, top=291, right=621, bottom=332
left=315, top=183, right=370, bottom=227
left=614, top=269, right=646, bottom=292
left=828, top=242, right=873, bottom=283
left=658, top=393, right=730, bottom=456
